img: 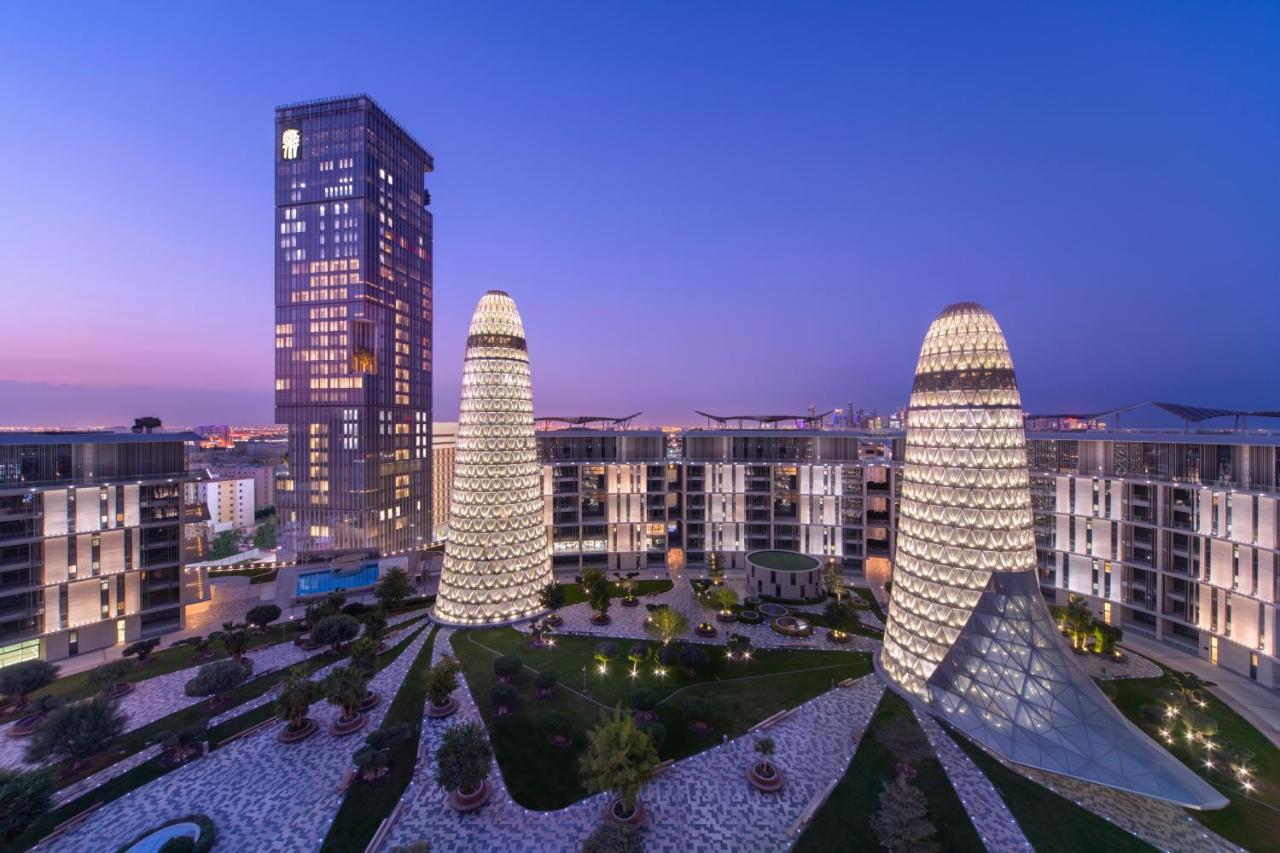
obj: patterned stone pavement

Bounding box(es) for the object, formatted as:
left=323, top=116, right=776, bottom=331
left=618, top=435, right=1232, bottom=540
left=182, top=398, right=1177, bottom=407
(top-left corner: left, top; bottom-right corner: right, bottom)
left=526, top=580, right=879, bottom=656
left=40, top=623, right=433, bottom=853
left=1071, top=646, right=1163, bottom=681
left=912, top=710, right=1032, bottom=853
left=384, top=629, right=886, bottom=853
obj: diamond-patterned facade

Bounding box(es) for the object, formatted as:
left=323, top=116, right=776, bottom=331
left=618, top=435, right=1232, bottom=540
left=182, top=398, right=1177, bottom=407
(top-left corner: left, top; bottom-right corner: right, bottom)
left=880, top=302, right=1226, bottom=810
left=434, top=291, right=553, bottom=626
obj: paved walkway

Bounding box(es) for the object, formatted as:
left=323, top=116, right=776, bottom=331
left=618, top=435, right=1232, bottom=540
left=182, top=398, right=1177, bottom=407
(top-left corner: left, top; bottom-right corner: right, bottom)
left=912, top=710, right=1032, bottom=853
left=1121, top=632, right=1280, bottom=750
left=385, top=627, right=885, bottom=852
left=36, top=624, right=433, bottom=853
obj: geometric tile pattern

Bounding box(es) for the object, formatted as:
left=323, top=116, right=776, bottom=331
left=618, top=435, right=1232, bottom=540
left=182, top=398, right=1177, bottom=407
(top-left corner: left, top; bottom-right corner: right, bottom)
left=434, top=291, right=553, bottom=625
left=881, top=302, right=1225, bottom=810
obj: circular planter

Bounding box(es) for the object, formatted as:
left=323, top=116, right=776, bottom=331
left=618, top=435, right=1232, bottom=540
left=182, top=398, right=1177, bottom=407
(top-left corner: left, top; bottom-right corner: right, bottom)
left=545, top=613, right=563, bottom=628
left=448, top=778, right=492, bottom=812
left=8, top=713, right=46, bottom=737
left=621, top=597, right=640, bottom=608
left=826, top=629, right=852, bottom=645
left=547, top=733, right=573, bottom=749
left=737, top=610, right=764, bottom=625
left=590, top=613, right=612, bottom=626
left=758, top=603, right=789, bottom=618
left=695, top=623, right=717, bottom=638
left=428, top=696, right=458, bottom=718
left=744, top=596, right=762, bottom=608
left=770, top=616, right=813, bottom=638
left=748, top=761, right=785, bottom=792
left=103, top=682, right=136, bottom=701
left=359, top=690, right=381, bottom=712
left=537, top=688, right=555, bottom=700
left=687, top=720, right=714, bottom=736
left=330, top=712, right=367, bottom=736
left=278, top=717, right=319, bottom=743
left=118, top=815, right=215, bottom=853
left=715, top=611, right=737, bottom=624
left=606, top=796, right=645, bottom=826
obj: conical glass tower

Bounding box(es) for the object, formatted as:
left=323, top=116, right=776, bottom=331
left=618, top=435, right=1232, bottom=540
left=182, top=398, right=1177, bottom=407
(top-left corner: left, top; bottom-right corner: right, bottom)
left=433, top=291, right=552, bottom=626
left=880, top=302, right=1225, bottom=810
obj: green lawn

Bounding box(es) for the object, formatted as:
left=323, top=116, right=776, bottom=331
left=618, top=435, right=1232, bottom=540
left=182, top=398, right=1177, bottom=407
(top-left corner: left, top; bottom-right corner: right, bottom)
left=322, top=625, right=440, bottom=852
left=207, top=566, right=279, bottom=584
left=949, top=730, right=1155, bottom=852
left=796, top=690, right=984, bottom=853
left=2, top=621, right=430, bottom=853
left=452, top=627, right=869, bottom=810
left=560, top=578, right=673, bottom=606
left=849, top=586, right=886, bottom=622
left=1105, top=665, right=1280, bottom=852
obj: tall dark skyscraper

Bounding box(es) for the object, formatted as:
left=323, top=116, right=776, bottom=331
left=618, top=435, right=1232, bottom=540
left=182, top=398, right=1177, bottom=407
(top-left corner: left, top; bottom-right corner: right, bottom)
left=274, top=95, right=433, bottom=559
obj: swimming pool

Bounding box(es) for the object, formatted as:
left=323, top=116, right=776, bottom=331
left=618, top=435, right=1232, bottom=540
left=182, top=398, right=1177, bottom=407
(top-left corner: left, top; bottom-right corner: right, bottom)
left=295, top=563, right=380, bottom=597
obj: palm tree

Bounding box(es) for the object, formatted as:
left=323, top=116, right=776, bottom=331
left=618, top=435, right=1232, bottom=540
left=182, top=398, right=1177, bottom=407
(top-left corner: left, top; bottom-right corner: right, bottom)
left=276, top=669, right=318, bottom=734
left=324, top=665, right=368, bottom=729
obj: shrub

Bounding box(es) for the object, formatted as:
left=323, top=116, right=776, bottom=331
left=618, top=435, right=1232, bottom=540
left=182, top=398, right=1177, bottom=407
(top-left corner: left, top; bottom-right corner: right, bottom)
left=578, top=709, right=659, bottom=817
left=627, top=643, right=650, bottom=665
left=594, top=642, right=620, bottom=664
left=493, top=654, right=523, bottom=680
left=490, top=683, right=519, bottom=712
left=1183, top=707, right=1218, bottom=737
left=534, top=671, right=558, bottom=691
left=245, top=604, right=282, bottom=630
left=636, top=719, right=665, bottom=750
left=582, top=567, right=612, bottom=617
left=342, top=602, right=370, bottom=619
left=1093, top=621, right=1124, bottom=655
left=424, top=656, right=464, bottom=707
left=581, top=824, right=642, bottom=853
left=630, top=689, right=656, bottom=713
left=824, top=600, right=861, bottom=632
left=657, top=643, right=680, bottom=667
left=353, top=721, right=412, bottom=780
left=678, top=644, right=708, bottom=674
left=1139, top=704, right=1165, bottom=724
left=0, top=769, right=54, bottom=842
left=90, top=659, right=134, bottom=695
left=347, top=635, right=380, bottom=680
left=541, top=709, right=571, bottom=737
left=682, top=696, right=711, bottom=724
left=25, top=697, right=126, bottom=766
left=184, top=659, right=248, bottom=705
left=157, top=719, right=207, bottom=760
left=122, top=637, right=160, bottom=662
left=434, top=722, right=492, bottom=794
left=311, top=614, right=360, bottom=652
left=1153, top=688, right=1186, bottom=708
left=538, top=583, right=566, bottom=612
left=374, top=567, right=414, bottom=611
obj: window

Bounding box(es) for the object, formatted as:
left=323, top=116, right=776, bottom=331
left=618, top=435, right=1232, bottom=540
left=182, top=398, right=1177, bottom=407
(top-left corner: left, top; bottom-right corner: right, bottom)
left=0, top=638, right=40, bottom=668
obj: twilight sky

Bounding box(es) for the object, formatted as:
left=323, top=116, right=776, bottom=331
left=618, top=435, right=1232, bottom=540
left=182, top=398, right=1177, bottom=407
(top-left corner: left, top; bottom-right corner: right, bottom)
left=1, top=2, right=1277, bottom=426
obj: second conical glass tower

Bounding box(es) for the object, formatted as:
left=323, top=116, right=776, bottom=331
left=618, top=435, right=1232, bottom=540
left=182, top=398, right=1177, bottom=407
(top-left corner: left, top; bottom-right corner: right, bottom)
left=434, top=291, right=552, bottom=626
left=880, top=302, right=1225, bottom=810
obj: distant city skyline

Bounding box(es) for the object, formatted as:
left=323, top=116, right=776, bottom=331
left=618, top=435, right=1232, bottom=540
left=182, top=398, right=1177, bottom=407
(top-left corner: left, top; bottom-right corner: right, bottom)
left=2, top=4, right=1278, bottom=426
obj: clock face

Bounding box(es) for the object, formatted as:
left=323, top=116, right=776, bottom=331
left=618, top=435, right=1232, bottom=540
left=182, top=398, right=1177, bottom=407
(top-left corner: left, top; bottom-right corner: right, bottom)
left=281, top=128, right=301, bottom=160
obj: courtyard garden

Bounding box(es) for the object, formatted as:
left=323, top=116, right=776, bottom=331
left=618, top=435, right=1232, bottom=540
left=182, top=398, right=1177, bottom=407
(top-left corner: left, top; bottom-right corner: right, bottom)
left=451, top=626, right=870, bottom=809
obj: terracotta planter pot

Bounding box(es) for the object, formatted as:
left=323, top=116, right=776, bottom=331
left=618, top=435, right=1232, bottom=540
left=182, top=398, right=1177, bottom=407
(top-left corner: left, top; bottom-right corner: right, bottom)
left=8, top=714, right=45, bottom=737
left=278, top=717, right=319, bottom=743
left=545, top=614, right=563, bottom=627
left=427, top=696, right=458, bottom=718
left=605, top=797, right=645, bottom=826
left=748, top=761, right=785, bottom=792
left=547, top=733, right=573, bottom=749
left=826, top=630, right=852, bottom=645
left=330, top=712, right=367, bottom=736
left=715, top=612, right=737, bottom=624
left=621, top=597, right=640, bottom=608
left=695, top=624, right=717, bottom=638
left=359, top=690, right=381, bottom=712
left=591, top=614, right=612, bottom=626
left=688, top=720, right=714, bottom=736
left=103, top=682, right=136, bottom=701
left=448, top=778, right=492, bottom=812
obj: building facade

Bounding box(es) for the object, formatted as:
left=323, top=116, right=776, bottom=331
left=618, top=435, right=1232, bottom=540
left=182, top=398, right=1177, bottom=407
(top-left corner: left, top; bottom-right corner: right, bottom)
left=431, top=421, right=457, bottom=542
left=0, top=432, right=205, bottom=666
left=536, top=428, right=902, bottom=580
left=1030, top=431, right=1280, bottom=688
left=199, top=477, right=256, bottom=532
left=274, top=94, right=434, bottom=559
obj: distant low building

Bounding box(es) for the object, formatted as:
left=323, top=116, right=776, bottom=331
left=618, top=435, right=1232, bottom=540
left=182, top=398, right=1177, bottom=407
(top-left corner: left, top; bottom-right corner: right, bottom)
left=200, top=477, right=255, bottom=532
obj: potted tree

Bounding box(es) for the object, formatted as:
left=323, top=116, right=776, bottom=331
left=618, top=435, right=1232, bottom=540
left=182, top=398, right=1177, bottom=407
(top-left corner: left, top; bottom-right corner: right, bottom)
left=184, top=659, right=248, bottom=712
left=539, top=583, right=566, bottom=627
left=425, top=655, right=464, bottom=718
left=24, top=697, right=126, bottom=774
left=435, top=722, right=494, bottom=811
left=824, top=598, right=860, bottom=644
left=748, top=735, right=784, bottom=791
left=630, top=689, right=657, bottom=722
left=324, top=665, right=369, bottom=735
left=683, top=696, right=713, bottom=735
left=579, top=709, right=659, bottom=826
left=490, top=683, right=519, bottom=719
left=89, top=659, right=135, bottom=701
left=535, top=671, right=558, bottom=700
left=711, top=587, right=739, bottom=623
left=644, top=607, right=687, bottom=647
left=616, top=572, right=641, bottom=607
left=374, top=567, right=414, bottom=612
left=493, top=655, right=522, bottom=684
left=541, top=709, right=573, bottom=748
left=311, top=614, right=360, bottom=654
left=353, top=722, right=412, bottom=781
left=583, top=567, right=612, bottom=625
left=1, top=660, right=59, bottom=732
left=0, top=768, right=54, bottom=846
left=219, top=627, right=252, bottom=668
left=276, top=669, right=320, bottom=743
left=347, top=635, right=381, bottom=711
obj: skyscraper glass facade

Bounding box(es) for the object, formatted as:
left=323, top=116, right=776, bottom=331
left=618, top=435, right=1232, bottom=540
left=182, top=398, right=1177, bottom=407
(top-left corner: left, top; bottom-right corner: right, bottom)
left=274, top=95, right=434, bottom=558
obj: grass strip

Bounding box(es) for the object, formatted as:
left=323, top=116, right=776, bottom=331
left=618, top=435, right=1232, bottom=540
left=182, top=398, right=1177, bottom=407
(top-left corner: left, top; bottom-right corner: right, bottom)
left=559, top=578, right=673, bottom=606
left=321, top=625, right=440, bottom=852
left=796, top=690, right=985, bottom=853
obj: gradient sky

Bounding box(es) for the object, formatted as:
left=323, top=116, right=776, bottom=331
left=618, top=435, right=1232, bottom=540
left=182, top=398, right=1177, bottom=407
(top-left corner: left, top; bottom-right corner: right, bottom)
left=1, top=2, right=1277, bottom=426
